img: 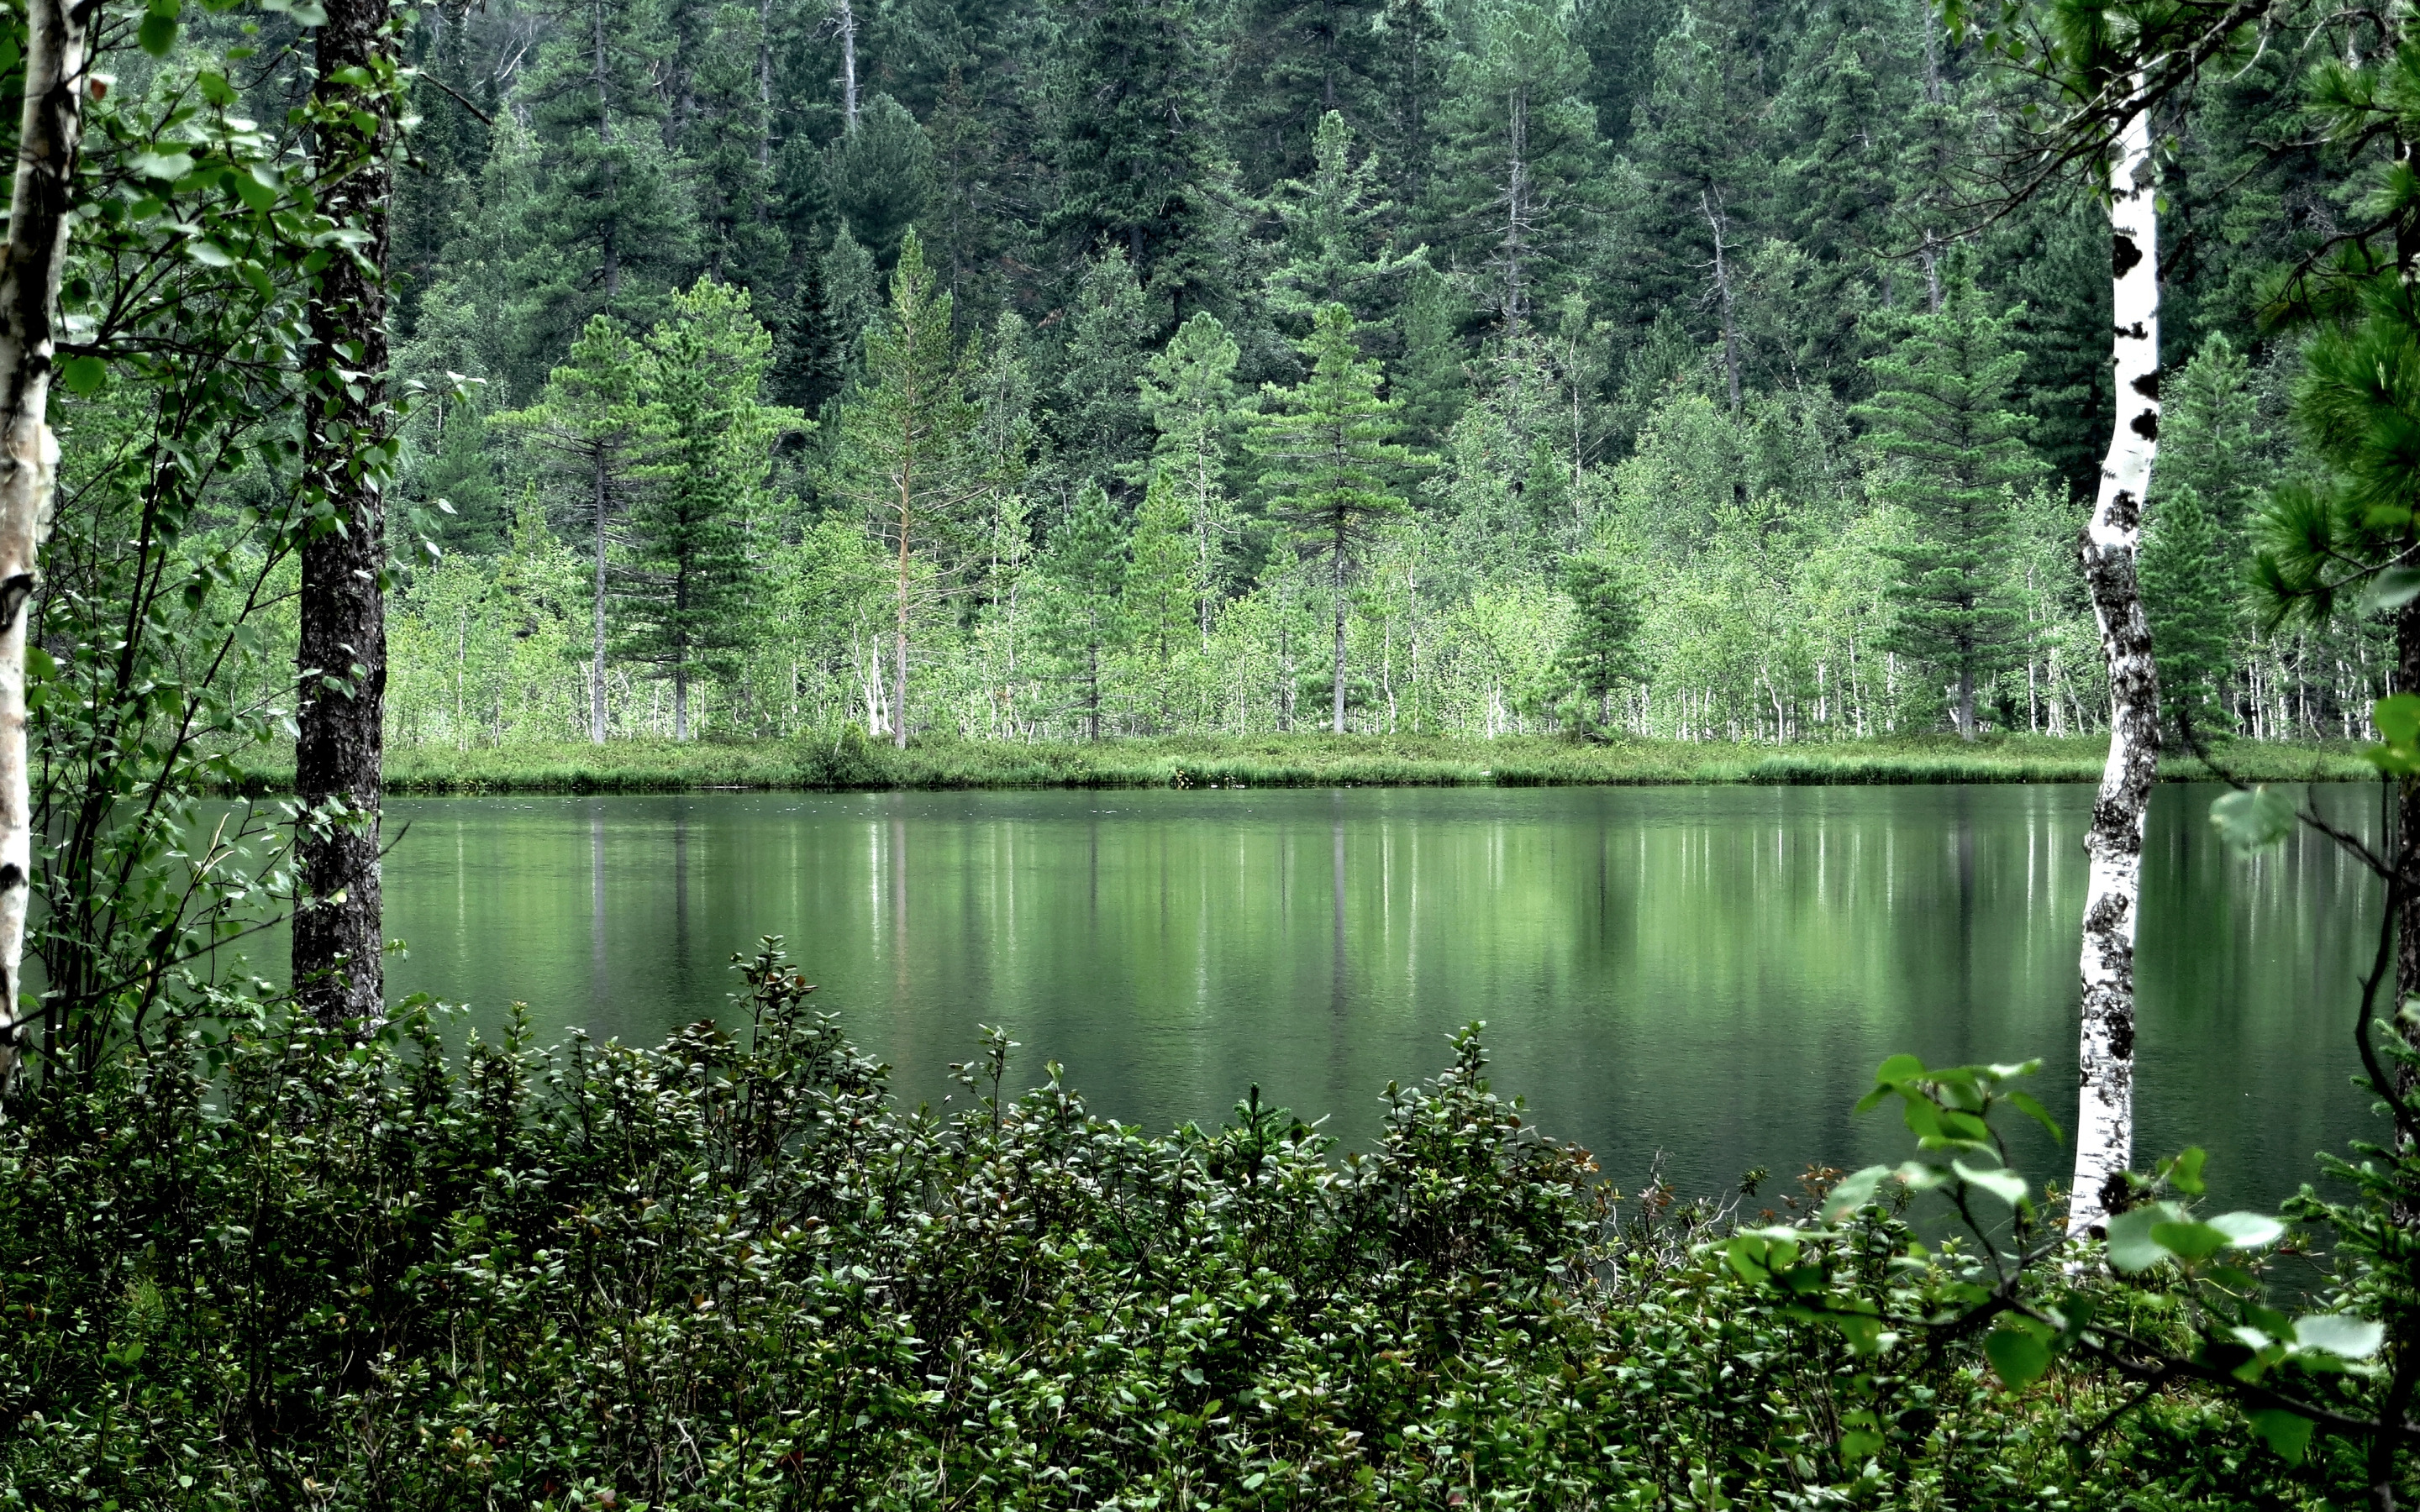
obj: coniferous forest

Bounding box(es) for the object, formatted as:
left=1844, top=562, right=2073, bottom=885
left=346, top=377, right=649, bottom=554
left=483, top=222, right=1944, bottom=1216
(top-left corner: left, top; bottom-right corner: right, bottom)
left=350, top=0, right=2351, bottom=750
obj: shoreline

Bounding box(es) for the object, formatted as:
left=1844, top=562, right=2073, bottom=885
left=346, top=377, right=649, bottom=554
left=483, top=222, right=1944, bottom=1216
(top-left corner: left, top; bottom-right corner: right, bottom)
left=227, top=732, right=2381, bottom=795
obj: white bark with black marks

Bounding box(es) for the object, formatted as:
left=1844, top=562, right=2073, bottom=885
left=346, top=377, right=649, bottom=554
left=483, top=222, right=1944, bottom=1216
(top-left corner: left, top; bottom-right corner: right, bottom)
left=2070, top=85, right=2162, bottom=1237
left=0, top=0, right=97, bottom=1074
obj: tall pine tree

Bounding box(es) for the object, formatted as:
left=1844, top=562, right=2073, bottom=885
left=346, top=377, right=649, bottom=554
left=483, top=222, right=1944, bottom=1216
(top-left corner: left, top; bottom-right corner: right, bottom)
left=1251, top=303, right=1426, bottom=732
left=1855, top=268, right=2037, bottom=740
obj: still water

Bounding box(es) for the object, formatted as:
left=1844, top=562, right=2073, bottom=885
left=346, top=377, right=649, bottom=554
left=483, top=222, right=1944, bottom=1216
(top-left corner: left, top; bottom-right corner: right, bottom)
left=362, top=784, right=2380, bottom=1210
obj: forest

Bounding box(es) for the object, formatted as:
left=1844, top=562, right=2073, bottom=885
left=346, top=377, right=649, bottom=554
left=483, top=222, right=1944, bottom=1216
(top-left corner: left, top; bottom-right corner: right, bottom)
left=339, top=0, right=2360, bottom=750
left=18, top=0, right=2420, bottom=1504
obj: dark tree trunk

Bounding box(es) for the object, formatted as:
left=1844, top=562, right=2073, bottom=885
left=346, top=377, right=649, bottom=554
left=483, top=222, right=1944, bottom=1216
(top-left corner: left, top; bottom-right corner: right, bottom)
left=295, top=0, right=396, bottom=1026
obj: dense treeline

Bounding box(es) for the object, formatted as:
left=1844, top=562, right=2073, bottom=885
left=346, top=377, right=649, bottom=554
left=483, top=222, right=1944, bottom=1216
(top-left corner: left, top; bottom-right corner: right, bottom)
left=360, top=0, right=2371, bottom=748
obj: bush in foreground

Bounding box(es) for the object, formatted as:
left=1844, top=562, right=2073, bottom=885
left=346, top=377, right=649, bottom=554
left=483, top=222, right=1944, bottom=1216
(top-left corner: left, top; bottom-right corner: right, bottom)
left=0, top=944, right=2350, bottom=1509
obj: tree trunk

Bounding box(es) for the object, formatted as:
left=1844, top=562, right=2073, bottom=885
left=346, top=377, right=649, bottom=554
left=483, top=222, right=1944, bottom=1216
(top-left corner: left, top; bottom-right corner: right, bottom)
left=1702, top=191, right=1742, bottom=413
left=0, top=0, right=94, bottom=1072
left=2069, top=86, right=2162, bottom=1236
left=893, top=483, right=910, bottom=750
left=1332, top=547, right=1347, bottom=735
left=591, top=452, right=608, bottom=742
left=296, top=0, right=397, bottom=1027
left=592, top=0, right=617, bottom=299
left=834, top=0, right=859, bottom=131
left=1958, top=660, right=1975, bottom=742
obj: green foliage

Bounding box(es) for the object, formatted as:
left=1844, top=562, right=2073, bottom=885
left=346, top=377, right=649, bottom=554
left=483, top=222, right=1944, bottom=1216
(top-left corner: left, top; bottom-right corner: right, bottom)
left=1252, top=306, right=1427, bottom=733
left=1554, top=551, right=1644, bottom=733
left=617, top=280, right=806, bottom=738
left=1857, top=267, right=2038, bottom=740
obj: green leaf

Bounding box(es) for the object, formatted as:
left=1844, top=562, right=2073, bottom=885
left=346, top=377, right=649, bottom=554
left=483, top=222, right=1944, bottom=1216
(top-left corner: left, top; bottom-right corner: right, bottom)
left=2378, top=693, right=2420, bottom=747
left=2248, top=1408, right=2314, bottom=1463
left=129, top=151, right=196, bottom=181
left=1952, top=1160, right=2028, bottom=1207
left=2206, top=1210, right=2284, bottom=1249
left=2106, top=1205, right=2184, bottom=1273
left=2005, top=1090, right=2062, bottom=1144
left=1984, top=1326, right=2052, bottom=1390
left=2211, top=789, right=2295, bottom=855
left=1820, top=1164, right=1891, bottom=1222
left=2149, top=1220, right=2229, bottom=1263
left=2165, top=1146, right=2208, bottom=1195
left=57, top=355, right=104, bottom=396
left=138, top=12, right=178, bottom=55
left=1873, top=1053, right=1925, bottom=1085
left=2293, top=1314, right=2385, bottom=1360
left=230, top=171, right=277, bottom=213
left=2365, top=565, right=2420, bottom=613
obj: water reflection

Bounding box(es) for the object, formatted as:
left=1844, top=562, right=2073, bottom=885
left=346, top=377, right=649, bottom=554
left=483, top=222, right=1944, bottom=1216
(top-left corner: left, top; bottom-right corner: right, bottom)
left=358, top=783, right=2378, bottom=1210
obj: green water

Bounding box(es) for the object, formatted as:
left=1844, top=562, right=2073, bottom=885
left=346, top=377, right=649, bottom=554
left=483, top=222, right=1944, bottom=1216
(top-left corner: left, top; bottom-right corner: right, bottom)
left=371, top=784, right=2381, bottom=1208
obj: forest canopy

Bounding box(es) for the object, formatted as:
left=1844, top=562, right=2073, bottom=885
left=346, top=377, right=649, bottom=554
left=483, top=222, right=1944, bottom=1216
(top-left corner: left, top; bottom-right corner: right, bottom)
left=288, top=0, right=2365, bottom=750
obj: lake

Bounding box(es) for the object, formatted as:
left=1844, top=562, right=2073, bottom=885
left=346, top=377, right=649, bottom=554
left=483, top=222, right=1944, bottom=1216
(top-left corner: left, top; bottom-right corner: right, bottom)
left=361, top=783, right=2381, bottom=1211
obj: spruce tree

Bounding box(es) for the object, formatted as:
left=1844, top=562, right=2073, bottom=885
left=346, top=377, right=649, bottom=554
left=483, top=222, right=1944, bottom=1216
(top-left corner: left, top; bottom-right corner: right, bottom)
left=620, top=280, right=805, bottom=738
left=1140, top=311, right=1248, bottom=641
left=1250, top=303, right=1426, bottom=733
left=1035, top=480, right=1129, bottom=739
left=1855, top=269, right=2037, bottom=740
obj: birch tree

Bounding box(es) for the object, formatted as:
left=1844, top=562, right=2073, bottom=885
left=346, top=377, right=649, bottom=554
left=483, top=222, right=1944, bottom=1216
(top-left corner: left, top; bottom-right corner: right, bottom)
left=0, top=0, right=96, bottom=1068
left=2067, top=69, right=2160, bottom=1234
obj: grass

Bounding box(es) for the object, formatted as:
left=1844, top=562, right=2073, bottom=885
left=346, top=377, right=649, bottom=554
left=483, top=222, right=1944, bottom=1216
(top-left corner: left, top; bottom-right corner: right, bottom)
left=222, top=731, right=2382, bottom=795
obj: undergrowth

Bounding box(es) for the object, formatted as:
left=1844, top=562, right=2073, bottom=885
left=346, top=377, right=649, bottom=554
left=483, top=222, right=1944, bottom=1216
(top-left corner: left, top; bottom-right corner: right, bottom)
left=0, top=942, right=2338, bottom=1509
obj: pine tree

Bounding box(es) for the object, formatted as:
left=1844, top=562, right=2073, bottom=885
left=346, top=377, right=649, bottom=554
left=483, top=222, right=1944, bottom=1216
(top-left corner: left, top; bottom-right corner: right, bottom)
left=1556, top=550, right=1644, bottom=731
left=1140, top=311, right=1247, bottom=641
left=1250, top=303, right=1427, bottom=732
left=1045, top=0, right=1238, bottom=323
left=1125, top=466, right=1201, bottom=725
left=517, top=0, right=700, bottom=355
left=1055, top=247, right=1155, bottom=492
left=684, top=0, right=789, bottom=291
left=834, top=230, right=990, bottom=748
left=1422, top=0, right=1603, bottom=338
left=1608, top=3, right=1770, bottom=381
left=1855, top=268, right=2038, bottom=740
left=1036, top=480, right=1129, bottom=738
left=491, top=316, right=654, bottom=742
left=827, top=93, right=937, bottom=267
left=620, top=280, right=806, bottom=738
left=1265, top=111, right=1425, bottom=340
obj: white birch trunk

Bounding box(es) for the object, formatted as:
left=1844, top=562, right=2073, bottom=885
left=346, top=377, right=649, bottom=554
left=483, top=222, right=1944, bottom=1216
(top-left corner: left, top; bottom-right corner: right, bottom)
left=0, top=0, right=95, bottom=1074
left=2070, top=86, right=2163, bottom=1237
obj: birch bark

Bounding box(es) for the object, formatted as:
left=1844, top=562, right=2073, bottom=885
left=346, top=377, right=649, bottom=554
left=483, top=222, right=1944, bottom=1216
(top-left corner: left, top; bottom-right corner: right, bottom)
left=2069, top=82, right=2162, bottom=1236
left=0, top=0, right=97, bottom=1071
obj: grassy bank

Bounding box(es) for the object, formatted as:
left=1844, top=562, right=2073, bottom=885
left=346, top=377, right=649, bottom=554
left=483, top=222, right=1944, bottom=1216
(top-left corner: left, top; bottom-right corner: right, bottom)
left=272, top=732, right=2386, bottom=795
